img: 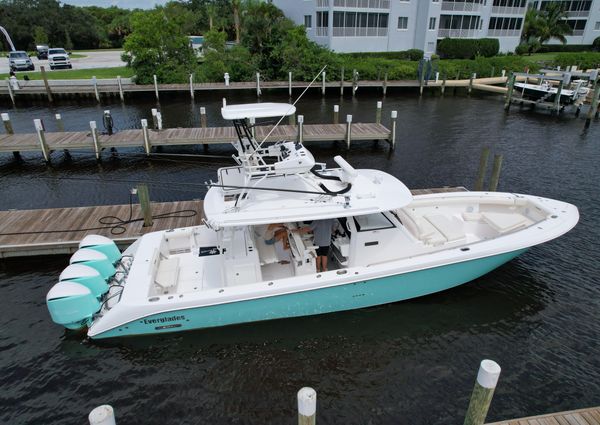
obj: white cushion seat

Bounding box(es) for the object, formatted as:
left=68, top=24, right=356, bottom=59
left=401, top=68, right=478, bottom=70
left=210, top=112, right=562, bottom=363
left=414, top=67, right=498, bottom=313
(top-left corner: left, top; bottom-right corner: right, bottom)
left=481, top=212, right=529, bottom=234
left=155, top=257, right=180, bottom=291
left=424, top=214, right=466, bottom=243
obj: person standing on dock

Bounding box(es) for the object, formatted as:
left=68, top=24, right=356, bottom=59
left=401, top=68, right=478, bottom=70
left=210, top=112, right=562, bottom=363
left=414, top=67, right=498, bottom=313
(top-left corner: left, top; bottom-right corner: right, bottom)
left=295, top=219, right=335, bottom=272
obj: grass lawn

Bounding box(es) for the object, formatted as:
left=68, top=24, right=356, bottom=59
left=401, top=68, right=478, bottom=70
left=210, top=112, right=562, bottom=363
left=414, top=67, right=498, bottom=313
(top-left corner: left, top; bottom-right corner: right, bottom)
left=0, top=66, right=134, bottom=80
left=69, top=53, right=87, bottom=59
left=522, top=52, right=559, bottom=62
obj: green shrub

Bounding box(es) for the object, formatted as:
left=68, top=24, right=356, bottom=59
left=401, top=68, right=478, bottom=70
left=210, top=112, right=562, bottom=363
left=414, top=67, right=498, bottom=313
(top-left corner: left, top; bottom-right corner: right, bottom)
left=339, top=49, right=423, bottom=61
left=437, top=38, right=499, bottom=59
left=538, top=44, right=594, bottom=53
left=593, top=37, right=600, bottom=52
left=553, top=52, right=600, bottom=70
left=515, top=43, right=529, bottom=56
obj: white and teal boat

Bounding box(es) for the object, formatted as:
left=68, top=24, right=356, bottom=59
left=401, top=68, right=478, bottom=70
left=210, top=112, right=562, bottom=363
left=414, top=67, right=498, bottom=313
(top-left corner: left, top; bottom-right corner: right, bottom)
left=46, top=103, right=579, bottom=339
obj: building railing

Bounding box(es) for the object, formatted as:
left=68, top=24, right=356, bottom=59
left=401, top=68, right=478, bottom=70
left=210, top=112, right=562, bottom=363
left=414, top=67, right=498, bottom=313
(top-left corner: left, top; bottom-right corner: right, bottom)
left=438, top=28, right=478, bottom=37
left=491, top=6, right=526, bottom=15
left=487, top=29, right=521, bottom=37
left=333, top=0, right=391, bottom=9
left=332, top=26, right=388, bottom=37
left=441, top=1, right=482, bottom=12
left=316, top=0, right=329, bottom=8
left=316, top=27, right=329, bottom=36
left=566, top=10, right=590, bottom=18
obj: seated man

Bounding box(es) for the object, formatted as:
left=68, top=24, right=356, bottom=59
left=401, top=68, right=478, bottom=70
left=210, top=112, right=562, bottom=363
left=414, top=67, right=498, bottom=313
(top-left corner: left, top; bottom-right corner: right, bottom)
left=294, top=219, right=335, bottom=272
left=264, top=223, right=291, bottom=264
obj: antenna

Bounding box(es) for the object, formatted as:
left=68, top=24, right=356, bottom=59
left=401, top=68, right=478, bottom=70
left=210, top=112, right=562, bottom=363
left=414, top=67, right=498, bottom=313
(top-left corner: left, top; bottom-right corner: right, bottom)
left=249, top=65, right=327, bottom=159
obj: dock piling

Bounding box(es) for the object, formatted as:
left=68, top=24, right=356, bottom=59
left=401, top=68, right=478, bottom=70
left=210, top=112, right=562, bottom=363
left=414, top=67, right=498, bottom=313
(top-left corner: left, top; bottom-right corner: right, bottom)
left=288, top=112, right=296, bottom=126
left=474, top=147, right=490, bottom=191
left=137, top=184, right=153, bottom=227
left=141, top=119, right=151, bottom=155
left=441, top=75, right=447, bottom=96
left=346, top=114, right=352, bottom=149
left=249, top=117, right=256, bottom=138
left=40, top=66, right=53, bottom=103
left=376, top=101, right=382, bottom=124
left=153, top=75, right=159, bottom=101
left=151, top=108, right=158, bottom=130
left=297, top=115, right=304, bottom=143
left=488, top=154, right=503, bottom=192
left=504, top=73, right=515, bottom=111
left=383, top=72, right=388, bottom=95
left=585, top=77, right=600, bottom=128
left=553, top=78, right=564, bottom=114
left=34, top=119, right=50, bottom=162
left=5, top=78, right=15, bottom=105
left=289, top=71, right=292, bottom=97
left=352, top=69, right=358, bottom=97
left=55, top=113, right=64, bottom=132
left=200, top=107, right=207, bottom=128
left=322, top=71, right=326, bottom=95
left=89, top=121, right=101, bottom=160
left=390, top=110, right=397, bottom=149
left=2, top=112, right=14, bottom=134
left=297, top=387, right=317, bottom=425
left=340, top=67, right=345, bottom=96
left=468, top=73, right=475, bottom=95
left=88, top=405, right=116, bottom=425
left=117, top=76, right=124, bottom=102
left=189, top=73, right=194, bottom=99
left=256, top=72, right=261, bottom=97
left=156, top=111, right=163, bottom=131
left=92, top=76, right=100, bottom=103
left=463, top=360, right=501, bottom=425
left=333, top=105, right=339, bottom=124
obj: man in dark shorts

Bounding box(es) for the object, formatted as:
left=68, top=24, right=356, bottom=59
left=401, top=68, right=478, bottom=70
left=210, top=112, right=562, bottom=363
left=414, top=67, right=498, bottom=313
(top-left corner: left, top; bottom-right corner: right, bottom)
left=295, top=219, right=335, bottom=272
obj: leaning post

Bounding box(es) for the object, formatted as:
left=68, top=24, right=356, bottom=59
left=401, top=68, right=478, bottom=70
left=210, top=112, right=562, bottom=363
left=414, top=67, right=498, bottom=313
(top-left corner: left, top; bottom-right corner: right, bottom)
left=488, top=154, right=503, bottom=192
left=89, top=405, right=116, bottom=425
left=141, top=118, right=151, bottom=155
left=34, top=118, right=50, bottom=162
left=474, top=147, right=490, bottom=191
left=297, top=115, right=304, bottom=143
left=345, top=114, right=352, bottom=149
left=390, top=110, right=397, bottom=149
left=5, top=78, right=15, bottom=105
left=463, top=360, right=501, bottom=425
left=297, top=387, right=317, bottom=425
left=153, top=74, right=159, bottom=101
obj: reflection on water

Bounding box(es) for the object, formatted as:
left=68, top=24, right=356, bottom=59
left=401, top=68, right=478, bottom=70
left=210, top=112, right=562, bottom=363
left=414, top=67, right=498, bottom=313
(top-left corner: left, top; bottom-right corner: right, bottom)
left=1, top=90, right=599, bottom=425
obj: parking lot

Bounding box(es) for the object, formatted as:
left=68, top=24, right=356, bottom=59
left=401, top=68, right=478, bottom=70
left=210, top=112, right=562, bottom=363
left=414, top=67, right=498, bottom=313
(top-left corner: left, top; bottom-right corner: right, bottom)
left=1, top=50, right=126, bottom=74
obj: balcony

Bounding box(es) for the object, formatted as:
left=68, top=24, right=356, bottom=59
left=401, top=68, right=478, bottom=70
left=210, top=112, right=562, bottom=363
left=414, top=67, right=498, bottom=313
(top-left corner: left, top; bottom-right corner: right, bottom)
left=438, top=28, right=478, bottom=37
left=332, top=26, right=388, bottom=37
left=332, top=0, right=391, bottom=9
left=316, top=0, right=329, bottom=8
left=566, top=10, right=590, bottom=18
left=487, top=29, right=521, bottom=37
left=441, top=1, right=482, bottom=12
left=491, top=6, right=526, bottom=15
left=316, top=27, right=329, bottom=36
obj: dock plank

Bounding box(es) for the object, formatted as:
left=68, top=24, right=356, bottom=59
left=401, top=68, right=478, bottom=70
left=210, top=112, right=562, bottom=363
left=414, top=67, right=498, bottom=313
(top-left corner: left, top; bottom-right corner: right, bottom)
left=487, top=408, right=600, bottom=425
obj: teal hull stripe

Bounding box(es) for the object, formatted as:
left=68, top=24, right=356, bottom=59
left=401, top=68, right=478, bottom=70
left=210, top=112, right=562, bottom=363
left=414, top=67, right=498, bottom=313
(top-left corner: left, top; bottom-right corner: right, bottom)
left=95, top=249, right=527, bottom=339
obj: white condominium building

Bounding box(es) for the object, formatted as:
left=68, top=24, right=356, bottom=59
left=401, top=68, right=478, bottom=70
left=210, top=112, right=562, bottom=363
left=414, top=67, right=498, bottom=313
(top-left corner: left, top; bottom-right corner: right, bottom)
left=271, top=0, right=600, bottom=54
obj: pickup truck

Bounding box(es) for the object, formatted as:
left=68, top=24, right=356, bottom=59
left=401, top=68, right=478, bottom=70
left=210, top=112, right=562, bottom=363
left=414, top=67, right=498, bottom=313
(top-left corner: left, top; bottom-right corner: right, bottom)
left=48, top=48, right=72, bottom=70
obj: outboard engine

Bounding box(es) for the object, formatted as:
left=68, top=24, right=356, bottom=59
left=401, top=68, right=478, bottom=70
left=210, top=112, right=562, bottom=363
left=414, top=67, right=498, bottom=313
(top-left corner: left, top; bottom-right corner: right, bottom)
left=46, top=282, right=101, bottom=330
left=70, top=249, right=116, bottom=281
left=79, top=235, right=121, bottom=265
left=59, top=264, right=109, bottom=299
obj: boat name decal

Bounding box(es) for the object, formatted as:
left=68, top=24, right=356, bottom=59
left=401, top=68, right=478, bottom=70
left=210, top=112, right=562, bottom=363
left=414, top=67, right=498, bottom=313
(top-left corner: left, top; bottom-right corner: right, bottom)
left=143, top=315, right=186, bottom=325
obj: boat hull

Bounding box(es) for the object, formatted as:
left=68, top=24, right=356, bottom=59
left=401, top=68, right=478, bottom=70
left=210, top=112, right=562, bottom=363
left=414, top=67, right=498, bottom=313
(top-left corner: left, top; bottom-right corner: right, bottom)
left=92, top=249, right=526, bottom=339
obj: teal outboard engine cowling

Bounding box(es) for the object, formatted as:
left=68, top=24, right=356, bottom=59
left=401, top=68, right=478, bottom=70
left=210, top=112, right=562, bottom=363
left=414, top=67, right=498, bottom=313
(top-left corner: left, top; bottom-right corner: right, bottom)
left=59, top=264, right=109, bottom=299
left=46, top=282, right=101, bottom=330
left=79, top=235, right=121, bottom=265
left=70, top=249, right=116, bottom=281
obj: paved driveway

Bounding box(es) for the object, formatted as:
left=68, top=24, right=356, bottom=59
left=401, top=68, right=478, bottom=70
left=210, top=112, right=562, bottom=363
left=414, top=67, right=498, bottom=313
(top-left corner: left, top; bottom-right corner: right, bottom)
left=1, top=50, right=126, bottom=74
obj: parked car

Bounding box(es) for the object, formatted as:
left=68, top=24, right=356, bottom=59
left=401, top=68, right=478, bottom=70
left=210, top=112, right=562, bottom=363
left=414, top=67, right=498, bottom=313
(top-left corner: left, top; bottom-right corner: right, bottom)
left=36, top=44, right=49, bottom=60
left=8, top=51, right=34, bottom=72
left=48, top=48, right=72, bottom=70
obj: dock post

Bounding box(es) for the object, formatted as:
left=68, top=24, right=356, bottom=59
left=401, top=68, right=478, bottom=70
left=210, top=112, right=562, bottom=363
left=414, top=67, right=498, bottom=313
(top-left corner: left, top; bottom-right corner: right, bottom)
left=435, top=72, right=439, bottom=84
left=468, top=73, right=475, bottom=95
left=488, top=154, right=503, bottom=192
left=200, top=107, right=207, bottom=128
left=40, top=66, right=53, bottom=103
left=92, top=76, right=100, bottom=103
left=5, top=78, right=15, bottom=106
left=474, top=147, right=490, bottom=191
left=441, top=75, right=446, bottom=96
left=256, top=72, right=261, bottom=97
left=390, top=110, right=397, bottom=149
left=502, top=69, right=506, bottom=77
left=34, top=119, right=50, bottom=162
left=375, top=101, right=382, bottom=124
left=137, top=184, right=153, bottom=227
left=383, top=72, right=388, bottom=95
left=117, top=76, right=124, bottom=102
left=189, top=73, right=194, bottom=99
left=289, top=71, right=292, bottom=97
left=2, top=112, right=14, bottom=134
left=288, top=112, right=296, bottom=126
left=553, top=79, right=564, bottom=114
left=585, top=78, right=600, bottom=128
left=151, top=108, right=158, bottom=130
left=141, top=119, right=151, bottom=155
left=153, top=75, right=159, bottom=101
left=345, top=114, right=352, bottom=149
left=463, top=360, right=501, bottom=425
left=340, top=67, right=345, bottom=96
left=333, top=105, right=339, bottom=124
left=419, top=71, right=424, bottom=96
left=55, top=113, right=64, bottom=132
left=504, top=73, right=515, bottom=111
left=321, top=71, right=326, bottom=95
left=89, top=405, right=116, bottom=425
left=155, top=111, right=163, bottom=131
left=490, top=67, right=495, bottom=78
left=352, top=69, right=358, bottom=97
left=297, top=387, right=317, bottom=425
left=89, top=121, right=101, bottom=160
left=297, top=115, right=304, bottom=143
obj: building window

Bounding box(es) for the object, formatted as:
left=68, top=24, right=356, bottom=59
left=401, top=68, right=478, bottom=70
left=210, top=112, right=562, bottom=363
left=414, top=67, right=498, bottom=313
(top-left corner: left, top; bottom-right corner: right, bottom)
left=304, top=15, right=312, bottom=28
left=397, top=16, right=408, bottom=30
left=429, top=17, right=436, bottom=30
left=332, top=11, right=389, bottom=36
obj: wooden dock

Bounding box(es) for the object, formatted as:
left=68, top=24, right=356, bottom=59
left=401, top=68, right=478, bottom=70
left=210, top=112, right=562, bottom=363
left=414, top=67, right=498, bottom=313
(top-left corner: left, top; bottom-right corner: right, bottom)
left=0, top=187, right=465, bottom=259
left=486, top=406, right=600, bottom=425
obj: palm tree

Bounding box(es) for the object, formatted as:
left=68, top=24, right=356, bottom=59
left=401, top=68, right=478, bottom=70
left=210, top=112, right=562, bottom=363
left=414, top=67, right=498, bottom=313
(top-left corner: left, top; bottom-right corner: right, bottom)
left=232, top=0, right=241, bottom=44
left=538, top=2, right=572, bottom=44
